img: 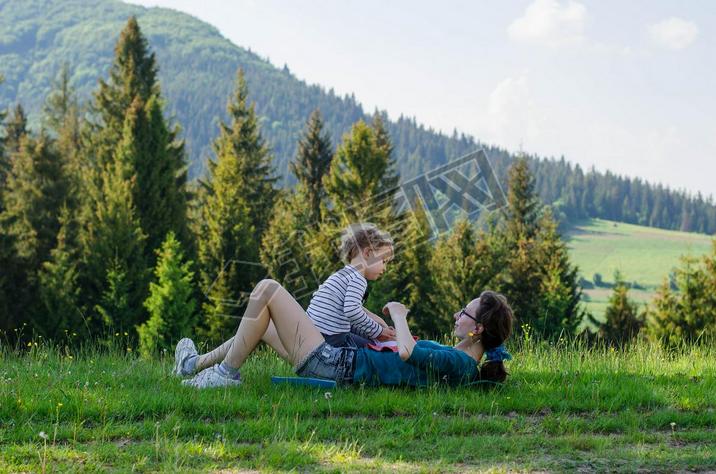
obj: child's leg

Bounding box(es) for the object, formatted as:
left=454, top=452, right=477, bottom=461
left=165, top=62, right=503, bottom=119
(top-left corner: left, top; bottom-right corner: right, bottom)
left=200, top=279, right=324, bottom=371
left=261, top=320, right=290, bottom=360
left=195, top=315, right=288, bottom=371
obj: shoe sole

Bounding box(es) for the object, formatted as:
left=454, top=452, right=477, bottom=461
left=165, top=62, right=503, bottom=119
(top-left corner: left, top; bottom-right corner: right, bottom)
left=173, top=338, right=197, bottom=377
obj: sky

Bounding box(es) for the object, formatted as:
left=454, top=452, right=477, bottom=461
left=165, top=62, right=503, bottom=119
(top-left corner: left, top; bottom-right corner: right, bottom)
left=126, top=0, right=715, bottom=198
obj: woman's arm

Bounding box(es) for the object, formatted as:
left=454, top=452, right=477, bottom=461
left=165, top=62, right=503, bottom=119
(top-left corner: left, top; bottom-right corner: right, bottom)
left=364, top=307, right=388, bottom=327
left=383, top=302, right=415, bottom=360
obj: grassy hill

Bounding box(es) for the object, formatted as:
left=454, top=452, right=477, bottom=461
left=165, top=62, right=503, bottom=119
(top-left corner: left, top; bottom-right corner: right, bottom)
left=566, top=218, right=714, bottom=320
left=2, top=341, right=714, bottom=472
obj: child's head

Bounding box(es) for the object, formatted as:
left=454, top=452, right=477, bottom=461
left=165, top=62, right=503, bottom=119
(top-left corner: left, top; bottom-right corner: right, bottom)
left=340, top=223, right=393, bottom=280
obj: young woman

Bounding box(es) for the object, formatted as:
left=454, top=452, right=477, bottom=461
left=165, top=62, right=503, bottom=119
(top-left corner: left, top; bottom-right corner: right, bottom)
left=174, top=271, right=514, bottom=389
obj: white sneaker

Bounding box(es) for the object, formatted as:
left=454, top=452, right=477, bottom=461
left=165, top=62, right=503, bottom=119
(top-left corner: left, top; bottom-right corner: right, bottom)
left=181, top=364, right=242, bottom=389
left=173, top=338, right=198, bottom=377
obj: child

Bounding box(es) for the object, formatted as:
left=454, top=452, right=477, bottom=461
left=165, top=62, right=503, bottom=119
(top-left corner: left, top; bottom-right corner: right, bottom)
left=306, top=223, right=396, bottom=348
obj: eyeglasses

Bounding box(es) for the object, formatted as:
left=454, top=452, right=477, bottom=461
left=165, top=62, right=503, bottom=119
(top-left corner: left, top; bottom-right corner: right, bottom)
left=458, top=307, right=480, bottom=324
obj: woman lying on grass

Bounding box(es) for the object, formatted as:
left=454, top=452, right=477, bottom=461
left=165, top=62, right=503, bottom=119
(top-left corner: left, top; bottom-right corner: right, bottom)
left=174, top=261, right=514, bottom=389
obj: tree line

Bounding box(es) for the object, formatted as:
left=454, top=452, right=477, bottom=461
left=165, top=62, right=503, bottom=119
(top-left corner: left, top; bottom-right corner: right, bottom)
left=1, top=1, right=714, bottom=236
left=0, top=18, right=712, bottom=353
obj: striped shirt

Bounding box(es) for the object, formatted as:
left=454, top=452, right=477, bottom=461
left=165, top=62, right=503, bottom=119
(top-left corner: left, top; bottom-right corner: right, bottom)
left=306, top=265, right=382, bottom=339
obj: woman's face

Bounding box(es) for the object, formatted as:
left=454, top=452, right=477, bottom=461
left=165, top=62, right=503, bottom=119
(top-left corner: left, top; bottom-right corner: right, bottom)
left=453, top=298, right=481, bottom=340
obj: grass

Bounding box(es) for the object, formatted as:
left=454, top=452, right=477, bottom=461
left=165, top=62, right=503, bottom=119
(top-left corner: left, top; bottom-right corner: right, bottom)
left=565, top=218, right=714, bottom=321
left=1, top=336, right=715, bottom=472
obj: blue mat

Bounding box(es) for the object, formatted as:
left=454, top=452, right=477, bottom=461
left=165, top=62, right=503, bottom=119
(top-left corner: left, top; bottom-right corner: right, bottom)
left=271, top=376, right=337, bottom=388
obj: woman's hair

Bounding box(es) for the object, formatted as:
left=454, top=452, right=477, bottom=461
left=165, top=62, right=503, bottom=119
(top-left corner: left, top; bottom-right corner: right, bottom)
left=473, top=290, right=514, bottom=384
left=339, top=223, right=393, bottom=263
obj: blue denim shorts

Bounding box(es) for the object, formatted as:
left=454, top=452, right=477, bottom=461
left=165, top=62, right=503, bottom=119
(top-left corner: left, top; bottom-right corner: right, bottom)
left=295, top=342, right=356, bottom=385
left=322, top=332, right=373, bottom=349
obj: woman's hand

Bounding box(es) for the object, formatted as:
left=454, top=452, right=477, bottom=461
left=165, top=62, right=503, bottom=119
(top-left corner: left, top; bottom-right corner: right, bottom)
left=364, top=307, right=389, bottom=328
left=382, top=302, right=409, bottom=319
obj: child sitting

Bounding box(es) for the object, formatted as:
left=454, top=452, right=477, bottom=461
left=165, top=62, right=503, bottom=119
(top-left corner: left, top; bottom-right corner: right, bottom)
left=306, top=223, right=396, bottom=348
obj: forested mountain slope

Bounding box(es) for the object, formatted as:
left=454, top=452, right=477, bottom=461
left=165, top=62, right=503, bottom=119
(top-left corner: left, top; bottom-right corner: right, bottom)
left=1, top=0, right=714, bottom=232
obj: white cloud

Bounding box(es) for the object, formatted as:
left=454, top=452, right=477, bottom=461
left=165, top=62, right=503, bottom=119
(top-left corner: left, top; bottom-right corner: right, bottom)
left=648, top=17, right=699, bottom=51
left=482, top=75, right=543, bottom=152
left=507, top=0, right=587, bottom=47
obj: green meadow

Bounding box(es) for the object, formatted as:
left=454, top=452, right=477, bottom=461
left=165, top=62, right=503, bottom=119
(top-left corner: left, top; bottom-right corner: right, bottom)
left=1, top=338, right=714, bottom=473
left=565, top=218, right=714, bottom=322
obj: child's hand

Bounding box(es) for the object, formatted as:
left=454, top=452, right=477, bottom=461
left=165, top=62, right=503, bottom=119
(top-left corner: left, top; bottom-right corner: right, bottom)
left=378, top=326, right=396, bottom=341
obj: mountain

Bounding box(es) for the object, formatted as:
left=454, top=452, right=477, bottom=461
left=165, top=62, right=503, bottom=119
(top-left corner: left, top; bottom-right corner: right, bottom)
left=1, top=0, right=715, bottom=233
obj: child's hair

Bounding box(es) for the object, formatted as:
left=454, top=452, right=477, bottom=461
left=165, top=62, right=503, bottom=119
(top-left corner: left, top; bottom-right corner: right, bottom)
left=473, top=290, right=514, bottom=384
left=339, top=223, right=393, bottom=263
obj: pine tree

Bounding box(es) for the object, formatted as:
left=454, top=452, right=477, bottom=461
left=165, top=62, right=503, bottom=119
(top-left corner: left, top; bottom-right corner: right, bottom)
left=198, top=261, right=241, bottom=344
left=36, top=206, right=83, bottom=339
left=504, top=156, right=540, bottom=240
left=599, top=270, right=644, bottom=345
left=647, top=242, right=716, bottom=346
left=94, top=259, right=133, bottom=337
left=323, top=120, right=394, bottom=223
left=290, top=109, right=333, bottom=225
left=138, top=232, right=197, bottom=358
left=197, top=70, right=273, bottom=340
left=43, top=63, right=82, bottom=183
left=84, top=18, right=190, bottom=267
left=114, top=95, right=189, bottom=262
left=371, top=111, right=399, bottom=192
left=0, top=132, right=69, bottom=278
left=499, top=158, right=543, bottom=332
left=208, top=69, right=277, bottom=239
left=533, top=208, right=584, bottom=336
left=80, top=158, right=147, bottom=334
left=429, top=219, right=501, bottom=334
left=88, top=16, right=158, bottom=168
left=4, top=104, right=27, bottom=156
left=306, top=119, right=398, bottom=282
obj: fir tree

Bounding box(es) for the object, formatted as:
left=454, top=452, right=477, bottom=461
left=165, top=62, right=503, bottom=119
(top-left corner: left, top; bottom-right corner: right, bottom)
left=197, top=70, right=273, bottom=340
left=290, top=109, right=333, bottom=225
left=208, top=69, right=277, bottom=239
left=138, top=232, right=197, bottom=358
left=504, top=156, right=540, bottom=240
left=36, top=206, right=83, bottom=339
left=85, top=18, right=190, bottom=266
left=261, top=110, right=332, bottom=305
left=371, top=111, right=399, bottom=191
left=4, top=104, right=27, bottom=156
left=647, top=242, right=716, bottom=346
left=0, top=132, right=69, bottom=276
left=429, top=219, right=499, bottom=333
left=533, top=208, right=584, bottom=336
left=198, top=260, right=241, bottom=343
left=598, top=270, right=644, bottom=345
left=43, top=63, right=82, bottom=181
left=323, top=120, right=394, bottom=223
left=80, top=158, right=148, bottom=334
left=115, top=95, right=189, bottom=262
left=88, top=16, right=158, bottom=168
left=94, top=259, right=133, bottom=336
